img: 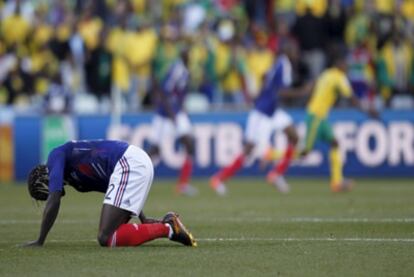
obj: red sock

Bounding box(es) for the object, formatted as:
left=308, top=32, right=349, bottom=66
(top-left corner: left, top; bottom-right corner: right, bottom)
left=217, top=154, right=245, bottom=181
left=107, top=223, right=170, bottom=247
left=177, top=156, right=193, bottom=191
left=272, top=144, right=294, bottom=175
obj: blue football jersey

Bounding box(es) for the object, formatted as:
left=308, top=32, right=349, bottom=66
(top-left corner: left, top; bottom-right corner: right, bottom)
left=156, top=59, right=189, bottom=117
left=254, top=55, right=292, bottom=116
left=47, top=140, right=129, bottom=193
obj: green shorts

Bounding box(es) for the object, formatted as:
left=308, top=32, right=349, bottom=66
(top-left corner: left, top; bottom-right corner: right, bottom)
left=304, top=112, right=335, bottom=151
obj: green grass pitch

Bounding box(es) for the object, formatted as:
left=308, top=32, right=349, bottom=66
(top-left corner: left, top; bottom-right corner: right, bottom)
left=1, top=178, right=414, bottom=276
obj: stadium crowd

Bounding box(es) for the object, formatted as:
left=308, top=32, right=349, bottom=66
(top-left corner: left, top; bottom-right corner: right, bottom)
left=0, top=0, right=413, bottom=113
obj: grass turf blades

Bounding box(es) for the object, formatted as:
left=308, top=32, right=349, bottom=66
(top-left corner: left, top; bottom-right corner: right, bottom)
left=0, top=178, right=413, bottom=276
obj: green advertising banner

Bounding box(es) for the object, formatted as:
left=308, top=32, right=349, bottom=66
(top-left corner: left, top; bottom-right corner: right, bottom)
left=42, top=115, right=76, bottom=162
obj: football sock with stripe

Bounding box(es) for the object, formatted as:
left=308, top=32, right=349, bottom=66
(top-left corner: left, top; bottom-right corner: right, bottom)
left=329, top=147, right=343, bottom=187
left=177, top=156, right=193, bottom=191
left=272, top=144, right=294, bottom=175
left=107, top=223, right=170, bottom=247
left=265, top=148, right=301, bottom=161
left=216, top=154, right=245, bottom=181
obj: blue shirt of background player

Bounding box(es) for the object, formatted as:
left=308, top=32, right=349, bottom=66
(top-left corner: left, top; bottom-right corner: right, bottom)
left=156, top=59, right=189, bottom=117
left=47, top=140, right=129, bottom=193
left=254, top=55, right=292, bottom=116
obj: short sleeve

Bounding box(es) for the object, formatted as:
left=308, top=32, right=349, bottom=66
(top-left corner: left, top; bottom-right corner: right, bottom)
left=46, top=148, right=66, bottom=193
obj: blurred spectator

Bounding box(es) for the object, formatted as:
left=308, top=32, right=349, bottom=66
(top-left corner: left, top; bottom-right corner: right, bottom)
left=273, top=0, right=296, bottom=26
left=0, top=0, right=413, bottom=112
left=347, top=37, right=376, bottom=107
left=324, top=0, right=347, bottom=46
left=295, top=0, right=327, bottom=18
left=106, top=2, right=130, bottom=99
left=2, top=0, right=34, bottom=24
left=84, top=28, right=112, bottom=100
left=187, top=23, right=209, bottom=93
left=292, top=8, right=328, bottom=78
left=44, top=73, right=72, bottom=114
left=153, top=23, right=180, bottom=84
left=78, top=2, right=103, bottom=52
left=0, top=45, right=17, bottom=104
left=208, top=19, right=249, bottom=106
left=1, top=1, right=30, bottom=47
left=245, top=29, right=274, bottom=98
left=2, top=58, right=32, bottom=107
left=345, top=2, right=377, bottom=51
left=125, top=19, right=158, bottom=111
left=243, top=0, right=273, bottom=27
left=267, top=17, right=297, bottom=54
left=376, top=28, right=414, bottom=104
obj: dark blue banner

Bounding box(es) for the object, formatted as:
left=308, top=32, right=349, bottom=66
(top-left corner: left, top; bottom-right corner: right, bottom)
left=14, top=110, right=414, bottom=180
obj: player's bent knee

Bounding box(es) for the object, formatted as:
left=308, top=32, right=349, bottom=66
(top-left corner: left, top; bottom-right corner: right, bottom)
left=180, top=136, right=195, bottom=156
left=243, top=143, right=254, bottom=156
left=186, top=142, right=195, bottom=156
left=97, top=232, right=111, bottom=247
left=148, top=145, right=160, bottom=157
left=289, top=133, right=299, bottom=145
left=285, top=126, right=299, bottom=145
left=331, top=139, right=339, bottom=148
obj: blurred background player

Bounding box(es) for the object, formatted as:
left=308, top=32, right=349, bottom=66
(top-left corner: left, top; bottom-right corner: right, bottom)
left=266, top=46, right=378, bottom=192
left=25, top=140, right=196, bottom=247
left=210, top=41, right=310, bottom=195
left=148, top=48, right=197, bottom=196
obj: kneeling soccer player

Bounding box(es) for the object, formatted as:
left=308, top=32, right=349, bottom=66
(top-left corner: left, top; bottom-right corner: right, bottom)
left=24, top=140, right=197, bottom=247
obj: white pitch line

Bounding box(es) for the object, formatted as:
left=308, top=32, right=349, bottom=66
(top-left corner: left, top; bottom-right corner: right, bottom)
left=42, top=237, right=414, bottom=244
left=197, top=237, right=414, bottom=243
left=1, top=217, right=414, bottom=225
left=206, top=217, right=414, bottom=223
left=3, top=237, right=414, bottom=247
left=285, top=217, right=414, bottom=223
left=0, top=219, right=97, bottom=225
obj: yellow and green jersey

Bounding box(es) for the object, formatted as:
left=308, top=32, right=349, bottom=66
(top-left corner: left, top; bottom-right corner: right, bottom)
left=307, top=68, right=352, bottom=119
left=1, top=14, right=30, bottom=46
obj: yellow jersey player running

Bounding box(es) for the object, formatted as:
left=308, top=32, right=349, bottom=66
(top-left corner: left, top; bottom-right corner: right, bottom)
left=301, top=49, right=377, bottom=192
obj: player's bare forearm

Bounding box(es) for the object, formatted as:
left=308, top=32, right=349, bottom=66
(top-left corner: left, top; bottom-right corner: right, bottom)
left=351, top=96, right=379, bottom=118
left=278, top=81, right=314, bottom=99
left=36, top=191, right=62, bottom=245
left=240, top=75, right=252, bottom=104
left=350, top=96, right=362, bottom=110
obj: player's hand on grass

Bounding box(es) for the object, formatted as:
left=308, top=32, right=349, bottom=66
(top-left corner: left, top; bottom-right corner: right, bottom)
left=21, top=240, right=43, bottom=247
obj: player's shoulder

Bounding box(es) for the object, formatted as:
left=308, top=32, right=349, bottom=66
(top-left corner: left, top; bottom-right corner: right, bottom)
left=325, top=68, right=346, bottom=78
left=316, top=68, right=342, bottom=84
left=55, top=140, right=129, bottom=160
left=47, top=143, right=70, bottom=164
left=51, top=141, right=72, bottom=153
left=72, top=139, right=129, bottom=148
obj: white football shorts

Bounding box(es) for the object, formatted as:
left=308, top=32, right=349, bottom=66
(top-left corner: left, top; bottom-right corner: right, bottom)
left=103, top=145, right=154, bottom=216
left=244, top=109, right=273, bottom=145
left=271, top=109, right=293, bottom=131
left=149, top=111, right=192, bottom=145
